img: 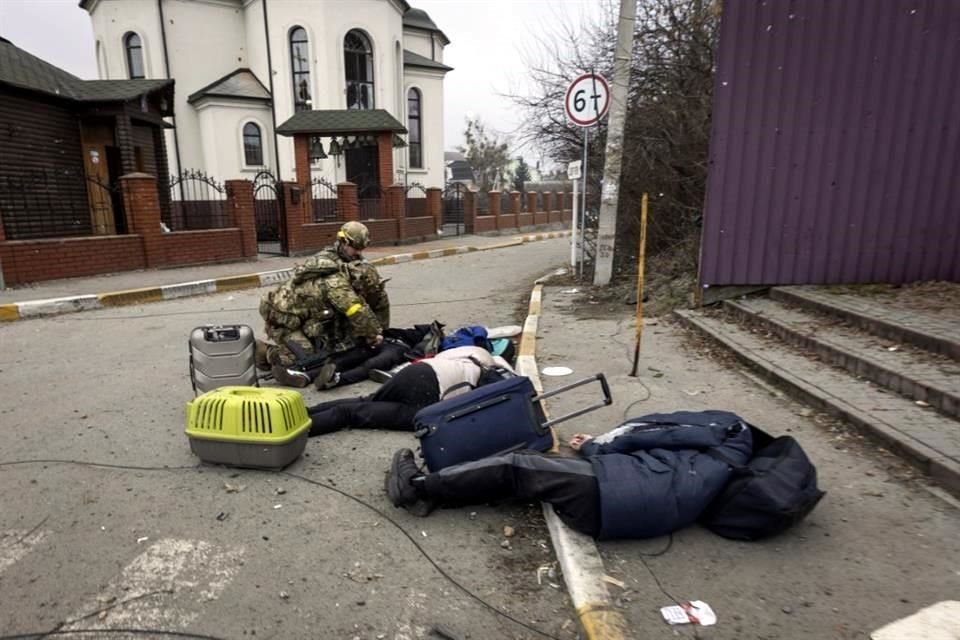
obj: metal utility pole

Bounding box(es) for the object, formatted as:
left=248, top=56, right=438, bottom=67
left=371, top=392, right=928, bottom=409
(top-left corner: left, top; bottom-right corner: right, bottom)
left=593, top=0, right=636, bottom=286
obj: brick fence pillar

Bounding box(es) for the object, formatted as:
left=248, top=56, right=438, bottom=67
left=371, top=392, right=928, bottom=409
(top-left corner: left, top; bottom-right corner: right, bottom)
left=464, top=188, right=478, bottom=233
left=377, top=132, right=395, bottom=189
left=283, top=181, right=305, bottom=255
left=526, top=191, right=538, bottom=215
left=544, top=191, right=554, bottom=216
left=488, top=190, right=501, bottom=231
left=387, top=184, right=406, bottom=243
left=510, top=191, right=521, bottom=216
left=427, top=187, right=442, bottom=232
left=121, top=172, right=164, bottom=267
left=293, top=135, right=311, bottom=192
left=337, top=182, right=359, bottom=222
left=226, top=179, right=257, bottom=257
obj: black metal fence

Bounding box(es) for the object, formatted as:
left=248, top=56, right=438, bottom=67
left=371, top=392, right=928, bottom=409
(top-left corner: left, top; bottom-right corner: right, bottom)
left=405, top=182, right=428, bottom=218
left=253, top=170, right=285, bottom=255
left=358, top=183, right=382, bottom=220
left=500, top=190, right=512, bottom=214
left=0, top=168, right=123, bottom=240
left=311, top=177, right=338, bottom=223
left=441, top=182, right=465, bottom=233
left=168, top=170, right=230, bottom=231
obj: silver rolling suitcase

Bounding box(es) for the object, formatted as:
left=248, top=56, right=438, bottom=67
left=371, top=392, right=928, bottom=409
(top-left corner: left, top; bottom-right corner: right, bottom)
left=189, top=324, right=259, bottom=395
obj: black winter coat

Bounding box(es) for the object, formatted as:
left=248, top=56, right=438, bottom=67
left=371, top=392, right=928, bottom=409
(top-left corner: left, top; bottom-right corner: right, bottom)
left=579, top=410, right=753, bottom=540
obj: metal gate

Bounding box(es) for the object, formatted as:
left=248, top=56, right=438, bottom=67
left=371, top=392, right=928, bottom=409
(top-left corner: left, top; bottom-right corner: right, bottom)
left=441, top=182, right=466, bottom=236
left=253, top=170, right=285, bottom=255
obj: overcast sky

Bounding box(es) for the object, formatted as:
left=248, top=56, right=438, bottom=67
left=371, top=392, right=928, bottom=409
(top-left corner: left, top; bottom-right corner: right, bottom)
left=0, top=0, right=600, bottom=160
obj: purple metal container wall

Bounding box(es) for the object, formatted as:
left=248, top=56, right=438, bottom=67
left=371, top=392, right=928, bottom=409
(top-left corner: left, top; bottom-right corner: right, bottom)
left=699, top=0, right=960, bottom=286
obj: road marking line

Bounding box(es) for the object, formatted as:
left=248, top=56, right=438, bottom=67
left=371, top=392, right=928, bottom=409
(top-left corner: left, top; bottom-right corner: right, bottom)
left=18, top=295, right=102, bottom=317
left=2, top=231, right=571, bottom=322
left=61, top=538, right=245, bottom=632
left=98, top=288, right=163, bottom=307
left=0, top=528, right=48, bottom=577
left=161, top=280, right=217, bottom=300
left=258, top=269, right=293, bottom=287
left=0, top=304, right=20, bottom=321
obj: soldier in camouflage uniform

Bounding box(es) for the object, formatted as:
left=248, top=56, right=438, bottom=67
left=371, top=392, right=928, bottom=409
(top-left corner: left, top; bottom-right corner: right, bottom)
left=256, top=221, right=389, bottom=387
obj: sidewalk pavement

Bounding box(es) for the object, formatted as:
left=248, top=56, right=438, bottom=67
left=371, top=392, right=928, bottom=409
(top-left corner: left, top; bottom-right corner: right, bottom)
left=0, top=230, right=571, bottom=321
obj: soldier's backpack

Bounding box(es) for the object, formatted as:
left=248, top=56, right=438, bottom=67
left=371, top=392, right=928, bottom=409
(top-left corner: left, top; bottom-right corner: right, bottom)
left=699, top=424, right=826, bottom=541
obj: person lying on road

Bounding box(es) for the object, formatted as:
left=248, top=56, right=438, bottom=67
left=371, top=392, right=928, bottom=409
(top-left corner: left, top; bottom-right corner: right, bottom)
left=385, top=410, right=754, bottom=539
left=307, top=345, right=514, bottom=436
left=310, top=324, right=438, bottom=391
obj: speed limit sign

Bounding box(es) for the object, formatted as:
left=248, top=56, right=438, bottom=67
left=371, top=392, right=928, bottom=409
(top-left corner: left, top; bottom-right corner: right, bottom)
left=564, top=73, right=610, bottom=127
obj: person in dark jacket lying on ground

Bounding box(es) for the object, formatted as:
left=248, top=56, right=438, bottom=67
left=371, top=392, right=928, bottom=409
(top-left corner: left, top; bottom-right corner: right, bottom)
left=385, top=410, right=754, bottom=538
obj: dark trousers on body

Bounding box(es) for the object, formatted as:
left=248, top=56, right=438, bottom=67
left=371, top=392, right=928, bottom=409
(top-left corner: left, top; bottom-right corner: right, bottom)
left=333, top=341, right=409, bottom=387
left=308, top=362, right=439, bottom=435
left=422, top=452, right=602, bottom=537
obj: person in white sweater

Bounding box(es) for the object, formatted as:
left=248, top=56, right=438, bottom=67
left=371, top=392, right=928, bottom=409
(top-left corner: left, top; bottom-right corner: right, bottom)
left=306, top=346, right=514, bottom=436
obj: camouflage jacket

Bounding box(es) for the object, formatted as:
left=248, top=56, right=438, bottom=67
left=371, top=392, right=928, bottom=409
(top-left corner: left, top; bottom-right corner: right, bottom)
left=261, top=246, right=387, bottom=352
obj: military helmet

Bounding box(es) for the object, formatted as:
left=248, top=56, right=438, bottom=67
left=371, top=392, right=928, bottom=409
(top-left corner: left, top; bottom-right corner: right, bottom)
left=337, top=221, right=370, bottom=250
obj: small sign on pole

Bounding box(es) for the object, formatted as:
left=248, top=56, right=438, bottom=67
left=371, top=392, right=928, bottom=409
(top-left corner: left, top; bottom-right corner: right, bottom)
left=564, top=73, right=609, bottom=277
left=568, top=162, right=581, bottom=267
left=564, top=74, right=611, bottom=128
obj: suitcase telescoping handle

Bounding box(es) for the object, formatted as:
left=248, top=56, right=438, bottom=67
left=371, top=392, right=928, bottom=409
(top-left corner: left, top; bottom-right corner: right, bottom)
left=535, top=373, right=612, bottom=429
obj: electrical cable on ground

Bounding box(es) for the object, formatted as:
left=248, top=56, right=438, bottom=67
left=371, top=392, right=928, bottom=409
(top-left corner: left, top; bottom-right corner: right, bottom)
left=0, top=629, right=227, bottom=640
left=0, top=458, right=561, bottom=640
left=31, top=589, right=175, bottom=640
left=621, top=385, right=652, bottom=419
left=6, top=515, right=48, bottom=548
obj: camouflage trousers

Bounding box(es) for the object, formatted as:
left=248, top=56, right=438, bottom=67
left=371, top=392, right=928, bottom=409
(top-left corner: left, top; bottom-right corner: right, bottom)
left=262, top=327, right=316, bottom=366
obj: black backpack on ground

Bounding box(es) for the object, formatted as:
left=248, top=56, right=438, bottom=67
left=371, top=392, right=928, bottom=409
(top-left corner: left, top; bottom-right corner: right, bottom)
left=700, top=424, right=826, bottom=541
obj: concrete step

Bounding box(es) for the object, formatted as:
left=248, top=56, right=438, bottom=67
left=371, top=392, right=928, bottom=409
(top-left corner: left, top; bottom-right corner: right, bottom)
left=772, top=286, right=960, bottom=360
left=674, top=308, right=960, bottom=497
left=725, top=297, right=960, bottom=420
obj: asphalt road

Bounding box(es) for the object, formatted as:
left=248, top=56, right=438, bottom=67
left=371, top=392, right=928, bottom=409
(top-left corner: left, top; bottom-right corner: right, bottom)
left=0, top=239, right=579, bottom=640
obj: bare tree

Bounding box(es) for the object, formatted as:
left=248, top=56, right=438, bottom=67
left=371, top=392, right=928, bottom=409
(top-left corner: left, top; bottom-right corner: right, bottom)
left=513, top=0, right=721, bottom=277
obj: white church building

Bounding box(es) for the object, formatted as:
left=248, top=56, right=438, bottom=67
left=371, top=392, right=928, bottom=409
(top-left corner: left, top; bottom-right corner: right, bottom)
left=82, top=0, right=451, bottom=190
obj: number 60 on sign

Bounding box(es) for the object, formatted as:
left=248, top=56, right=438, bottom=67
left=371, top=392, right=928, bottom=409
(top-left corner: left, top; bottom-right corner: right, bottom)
left=564, top=73, right=610, bottom=127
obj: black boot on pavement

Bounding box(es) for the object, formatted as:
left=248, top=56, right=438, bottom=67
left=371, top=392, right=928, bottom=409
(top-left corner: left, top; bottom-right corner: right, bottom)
left=314, top=363, right=340, bottom=390
left=385, top=449, right=435, bottom=516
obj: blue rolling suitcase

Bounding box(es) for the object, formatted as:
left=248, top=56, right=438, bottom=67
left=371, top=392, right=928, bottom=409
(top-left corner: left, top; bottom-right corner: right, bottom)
left=413, top=373, right=611, bottom=471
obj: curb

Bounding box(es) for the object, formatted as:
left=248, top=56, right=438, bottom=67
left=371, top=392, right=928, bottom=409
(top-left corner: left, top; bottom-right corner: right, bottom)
left=0, top=231, right=571, bottom=322
left=518, top=283, right=629, bottom=640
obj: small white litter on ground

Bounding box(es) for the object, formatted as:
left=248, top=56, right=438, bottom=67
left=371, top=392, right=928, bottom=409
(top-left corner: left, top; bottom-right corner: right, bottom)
left=542, top=366, right=573, bottom=377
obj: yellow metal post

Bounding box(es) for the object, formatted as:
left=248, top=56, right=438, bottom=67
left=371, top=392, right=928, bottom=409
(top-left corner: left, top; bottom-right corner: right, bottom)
left=629, top=193, right=648, bottom=377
